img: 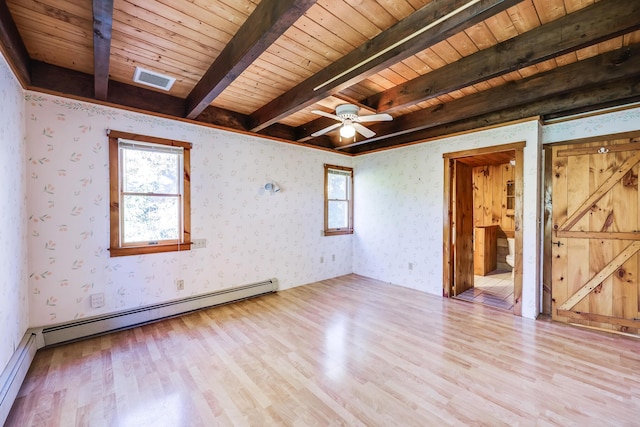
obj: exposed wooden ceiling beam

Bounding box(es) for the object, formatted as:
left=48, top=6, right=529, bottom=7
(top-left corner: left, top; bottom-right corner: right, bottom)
left=543, top=90, right=640, bottom=121
left=92, top=0, right=114, bottom=101
left=194, top=106, right=331, bottom=146
left=344, top=77, right=640, bottom=154
left=185, top=0, right=318, bottom=119
left=30, top=62, right=94, bottom=99
left=301, top=135, right=334, bottom=149
left=195, top=106, right=251, bottom=131
left=0, top=0, right=30, bottom=86
left=27, top=59, right=294, bottom=138
left=366, top=0, right=640, bottom=113
left=30, top=61, right=186, bottom=118
left=249, top=0, right=522, bottom=132
left=339, top=44, right=640, bottom=150
left=297, top=0, right=640, bottom=143
left=297, top=117, right=339, bottom=142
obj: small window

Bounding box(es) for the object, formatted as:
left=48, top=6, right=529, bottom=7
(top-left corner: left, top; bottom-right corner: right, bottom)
left=324, top=164, right=353, bottom=236
left=108, top=130, right=191, bottom=256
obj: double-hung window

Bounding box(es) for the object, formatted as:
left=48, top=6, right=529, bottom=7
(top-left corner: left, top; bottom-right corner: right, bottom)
left=108, top=130, right=191, bottom=256
left=324, top=164, right=353, bottom=236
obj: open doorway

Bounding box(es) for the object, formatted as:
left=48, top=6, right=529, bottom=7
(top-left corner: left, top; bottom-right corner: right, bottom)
left=442, top=143, right=525, bottom=315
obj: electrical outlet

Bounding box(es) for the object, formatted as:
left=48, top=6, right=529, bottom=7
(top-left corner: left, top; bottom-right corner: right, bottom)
left=176, top=279, right=185, bottom=290
left=332, top=254, right=335, bottom=261
left=320, top=256, right=324, bottom=263
left=90, top=293, right=105, bottom=308
left=408, top=262, right=413, bottom=270
left=192, top=239, right=207, bottom=249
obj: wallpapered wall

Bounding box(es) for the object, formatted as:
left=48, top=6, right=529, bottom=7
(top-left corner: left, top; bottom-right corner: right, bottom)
left=0, top=55, right=28, bottom=372
left=26, top=93, right=353, bottom=327
left=353, top=121, right=542, bottom=319
left=542, top=106, right=640, bottom=143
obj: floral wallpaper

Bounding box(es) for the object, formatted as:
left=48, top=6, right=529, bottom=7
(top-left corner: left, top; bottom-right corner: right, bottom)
left=542, top=106, right=640, bottom=143
left=0, top=53, right=28, bottom=372
left=26, top=92, right=353, bottom=327
left=353, top=121, right=542, bottom=319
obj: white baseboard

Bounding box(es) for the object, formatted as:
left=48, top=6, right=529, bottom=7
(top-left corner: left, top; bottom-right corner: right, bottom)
left=41, top=278, right=277, bottom=347
left=0, top=331, right=38, bottom=425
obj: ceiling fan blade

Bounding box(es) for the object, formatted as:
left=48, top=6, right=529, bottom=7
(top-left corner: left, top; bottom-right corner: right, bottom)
left=353, top=123, right=376, bottom=138
left=356, top=113, right=393, bottom=123
left=311, top=122, right=342, bottom=137
left=311, top=110, right=343, bottom=121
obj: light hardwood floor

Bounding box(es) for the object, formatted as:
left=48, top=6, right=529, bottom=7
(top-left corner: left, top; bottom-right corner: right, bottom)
left=7, top=274, right=640, bottom=426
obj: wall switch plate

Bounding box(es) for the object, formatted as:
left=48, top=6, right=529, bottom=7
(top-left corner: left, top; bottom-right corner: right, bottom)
left=408, top=262, right=413, bottom=270
left=176, top=279, right=185, bottom=290
left=90, top=293, right=105, bottom=308
left=192, top=239, right=207, bottom=249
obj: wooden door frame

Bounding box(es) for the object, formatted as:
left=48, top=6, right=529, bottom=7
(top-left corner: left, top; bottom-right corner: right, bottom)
left=443, top=142, right=525, bottom=315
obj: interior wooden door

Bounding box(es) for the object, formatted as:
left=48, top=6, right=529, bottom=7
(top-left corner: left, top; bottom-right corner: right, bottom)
left=453, top=160, right=474, bottom=296
left=551, top=135, right=640, bottom=334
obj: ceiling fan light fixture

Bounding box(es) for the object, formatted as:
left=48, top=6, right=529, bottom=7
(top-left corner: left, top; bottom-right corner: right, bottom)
left=340, top=122, right=356, bottom=138
left=310, top=104, right=392, bottom=139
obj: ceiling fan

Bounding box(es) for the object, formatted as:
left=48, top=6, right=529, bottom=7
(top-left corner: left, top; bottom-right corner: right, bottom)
left=310, top=104, right=393, bottom=139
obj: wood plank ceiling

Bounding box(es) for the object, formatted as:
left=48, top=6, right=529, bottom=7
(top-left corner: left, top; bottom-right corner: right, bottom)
left=1, top=0, right=639, bottom=154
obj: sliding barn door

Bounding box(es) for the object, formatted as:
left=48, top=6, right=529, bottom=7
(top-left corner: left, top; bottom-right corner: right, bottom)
left=551, top=136, right=640, bottom=334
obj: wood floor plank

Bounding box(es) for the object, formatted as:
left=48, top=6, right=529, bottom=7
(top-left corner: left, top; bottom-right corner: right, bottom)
left=6, top=274, right=640, bottom=426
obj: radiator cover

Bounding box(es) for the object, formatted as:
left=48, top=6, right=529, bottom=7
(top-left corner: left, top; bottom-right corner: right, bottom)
left=41, top=279, right=277, bottom=347
left=0, top=332, right=37, bottom=425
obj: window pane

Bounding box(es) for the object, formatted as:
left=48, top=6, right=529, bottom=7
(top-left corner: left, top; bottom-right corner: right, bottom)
left=328, top=200, right=349, bottom=229
left=123, top=195, right=179, bottom=243
left=328, top=172, right=348, bottom=200
left=123, top=148, right=180, bottom=194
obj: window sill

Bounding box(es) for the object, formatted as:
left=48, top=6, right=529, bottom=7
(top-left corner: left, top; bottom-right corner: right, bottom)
left=109, top=242, right=192, bottom=257
left=324, top=229, right=354, bottom=236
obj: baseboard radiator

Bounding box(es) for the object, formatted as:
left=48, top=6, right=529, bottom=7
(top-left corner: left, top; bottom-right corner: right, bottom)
left=0, top=332, right=38, bottom=425
left=41, top=278, right=278, bottom=347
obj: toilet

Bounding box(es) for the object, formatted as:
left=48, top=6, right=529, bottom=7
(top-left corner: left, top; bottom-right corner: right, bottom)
left=506, top=238, right=515, bottom=279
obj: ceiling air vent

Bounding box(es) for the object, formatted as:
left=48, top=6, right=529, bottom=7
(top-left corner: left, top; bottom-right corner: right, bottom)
left=133, top=67, right=176, bottom=91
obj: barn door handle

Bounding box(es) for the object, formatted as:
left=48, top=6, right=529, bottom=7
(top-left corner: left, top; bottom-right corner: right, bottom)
left=552, top=241, right=564, bottom=247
